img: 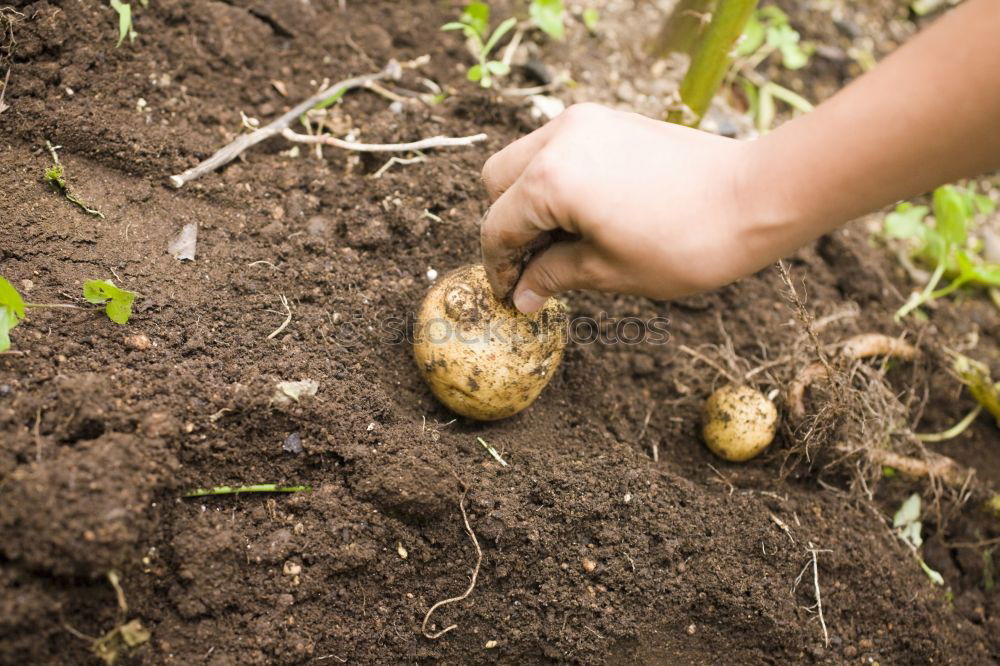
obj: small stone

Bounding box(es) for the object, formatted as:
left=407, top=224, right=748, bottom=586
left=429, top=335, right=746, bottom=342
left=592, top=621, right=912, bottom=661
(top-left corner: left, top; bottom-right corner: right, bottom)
left=426, top=267, right=438, bottom=282
left=283, top=432, right=303, bottom=454
left=859, top=638, right=873, bottom=650
left=581, top=557, right=597, bottom=573
left=397, top=542, right=408, bottom=559
left=843, top=646, right=857, bottom=658
left=484, top=640, right=498, bottom=649
left=283, top=561, right=302, bottom=576
left=124, top=333, right=151, bottom=350
left=686, top=623, right=696, bottom=636
left=21, top=279, right=33, bottom=292
left=271, top=206, right=285, bottom=220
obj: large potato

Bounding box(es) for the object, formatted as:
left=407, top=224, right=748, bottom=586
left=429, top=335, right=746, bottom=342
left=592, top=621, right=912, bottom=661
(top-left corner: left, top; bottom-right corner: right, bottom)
left=413, top=264, right=568, bottom=420
left=701, top=384, right=778, bottom=462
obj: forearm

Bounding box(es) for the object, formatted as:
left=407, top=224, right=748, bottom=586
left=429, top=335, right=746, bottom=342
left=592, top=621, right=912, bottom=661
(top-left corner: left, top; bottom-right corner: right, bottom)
left=744, top=0, right=1000, bottom=257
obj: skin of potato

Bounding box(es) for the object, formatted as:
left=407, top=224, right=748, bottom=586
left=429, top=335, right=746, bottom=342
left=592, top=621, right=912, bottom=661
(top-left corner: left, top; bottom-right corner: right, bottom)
left=413, top=265, right=568, bottom=421
left=701, top=385, right=779, bottom=462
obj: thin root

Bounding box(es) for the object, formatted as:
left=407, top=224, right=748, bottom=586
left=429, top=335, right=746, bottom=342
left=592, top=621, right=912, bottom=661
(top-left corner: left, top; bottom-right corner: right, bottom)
left=422, top=492, right=482, bottom=640
left=280, top=128, right=486, bottom=153
left=266, top=295, right=292, bottom=340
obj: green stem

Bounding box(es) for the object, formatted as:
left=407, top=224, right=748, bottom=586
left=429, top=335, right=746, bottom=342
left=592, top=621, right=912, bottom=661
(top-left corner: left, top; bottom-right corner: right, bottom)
left=184, top=484, right=311, bottom=497
left=24, top=302, right=83, bottom=309
left=928, top=275, right=971, bottom=300
left=649, top=0, right=716, bottom=58
left=667, top=0, right=759, bottom=126
left=914, top=404, right=982, bottom=442
left=895, top=260, right=947, bottom=321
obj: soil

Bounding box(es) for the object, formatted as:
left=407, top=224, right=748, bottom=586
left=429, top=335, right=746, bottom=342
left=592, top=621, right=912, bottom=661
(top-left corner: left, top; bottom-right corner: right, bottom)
left=1, top=1, right=998, bottom=665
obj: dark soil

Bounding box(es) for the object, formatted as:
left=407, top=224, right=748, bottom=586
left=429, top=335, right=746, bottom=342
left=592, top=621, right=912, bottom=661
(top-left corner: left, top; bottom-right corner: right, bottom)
left=1, top=1, right=998, bottom=664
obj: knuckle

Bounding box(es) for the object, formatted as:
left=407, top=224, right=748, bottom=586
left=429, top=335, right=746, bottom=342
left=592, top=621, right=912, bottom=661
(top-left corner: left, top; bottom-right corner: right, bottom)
left=531, top=260, right=564, bottom=295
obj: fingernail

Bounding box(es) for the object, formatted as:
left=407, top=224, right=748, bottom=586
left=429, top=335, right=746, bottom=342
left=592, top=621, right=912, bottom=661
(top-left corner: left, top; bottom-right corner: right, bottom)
left=513, top=288, right=546, bottom=314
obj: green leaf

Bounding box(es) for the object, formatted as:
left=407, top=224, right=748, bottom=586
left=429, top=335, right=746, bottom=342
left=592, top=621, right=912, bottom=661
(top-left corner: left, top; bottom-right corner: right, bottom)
left=486, top=60, right=510, bottom=76
left=779, top=41, right=810, bottom=69
left=0, top=276, right=26, bottom=319
left=757, top=5, right=789, bottom=24
left=110, top=0, right=134, bottom=47
left=582, top=7, right=599, bottom=33
left=45, top=164, right=66, bottom=190
left=0, top=306, right=19, bottom=353
left=467, top=63, right=484, bottom=82
left=461, top=1, right=490, bottom=38
left=974, top=193, right=996, bottom=215
left=530, top=0, right=566, bottom=40
left=312, top=85, right=347, bottom=111
left=83, top=279, right=136, bottom=325
left=933, top=184, right=969, bottom=248
left=919, top=558, right=944, bottom=585
left=483, top=17, right=517, bottom=57
left=736, top=14, right=766, bottom=57
left=884, top=203, right=929, bottom=239
left=893, top=493, right=921, bottom=528
left=440, top=22, right=468, bottom=31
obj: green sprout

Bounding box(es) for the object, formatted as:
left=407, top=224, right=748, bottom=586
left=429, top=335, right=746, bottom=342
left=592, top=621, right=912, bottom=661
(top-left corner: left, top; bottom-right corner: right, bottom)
left=884, top=183, right=998, bottom=321
left=442, top=2, right=517, bottom=88
left=530, top=0, right=566, bottom=41
left=184, top=484, right=312, bottom=498
left=893, top=493, right=944, bottom=585
left=1, top=276, right=136, bottom=352
left=582, top=7, right=599, bottom=34
left=733, top=6, right=814, bottom=133
left=477, top=436, right=508, bottom=467
left=109, top=0, right=147, bottom=47
left=83, top=280, right=137, bottom=325
left=44, top=141, right=105, bottom=218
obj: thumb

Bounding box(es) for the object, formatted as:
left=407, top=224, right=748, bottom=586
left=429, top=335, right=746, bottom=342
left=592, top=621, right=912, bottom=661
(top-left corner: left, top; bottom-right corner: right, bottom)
left=512, top=241, right=596, bottom=314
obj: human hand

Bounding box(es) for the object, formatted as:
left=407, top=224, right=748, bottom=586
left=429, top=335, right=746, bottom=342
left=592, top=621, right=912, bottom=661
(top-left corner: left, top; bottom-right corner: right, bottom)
left=480, top=103, right=780, bottom=313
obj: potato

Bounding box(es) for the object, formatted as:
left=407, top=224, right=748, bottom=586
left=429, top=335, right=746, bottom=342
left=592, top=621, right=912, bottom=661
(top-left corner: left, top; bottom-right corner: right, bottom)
left=413, top=264, right=568, bottom=420
left=701, top=384, right=778, bottom=462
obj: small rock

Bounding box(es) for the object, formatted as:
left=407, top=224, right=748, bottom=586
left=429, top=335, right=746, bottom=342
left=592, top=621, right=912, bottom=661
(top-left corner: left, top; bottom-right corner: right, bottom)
left=581, top=557, right=597, bottom=573
left=283, top=561, right=302, bottom=576
left=426, top=267, right=438, bottom=282
left=20, top=279, right=33, bottom=292
left=843, top=645, right=857, bottom=658
left=397, top=542, right=408, bottom=559
left=859, top=638, right=873, bottom=650
left=277, top=593, right=295, bottom=607
left=484, top=640, right=499, bottom=649
left=271, top=205, right=285, bottom=220
left=283, top=432, right=303, bottom=454
left=306, top=216, right=329, bottom=237
left=124, top=333, right=151, bottom=350
left=686, top=623, right=696, bottom=636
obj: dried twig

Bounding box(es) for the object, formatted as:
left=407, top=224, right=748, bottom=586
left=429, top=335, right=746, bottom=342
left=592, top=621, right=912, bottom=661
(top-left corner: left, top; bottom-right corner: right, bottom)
left=266, top=295, right=292, bottom=340
left=0, top=66, right=10, bottom=114
left=281, top=128, right=486, bottom=153
left=170, top=61, right=407, bottom=187
left=422, top=493, right=482, bottom=640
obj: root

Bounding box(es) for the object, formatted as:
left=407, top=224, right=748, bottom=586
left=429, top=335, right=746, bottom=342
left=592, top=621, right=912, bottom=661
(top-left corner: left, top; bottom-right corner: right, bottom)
left=280, top=128, right=486, bottom=153
left=866, top=448, right=970, bottom=487
left=840, top=333, right=919, bottom=361
left=793, top=542, right=832, bottom=648
left=266, top=295, right=292, bottom=340
left=169, top=57, right=479, bottom=187
left=421, top=492, right=482, bottom=640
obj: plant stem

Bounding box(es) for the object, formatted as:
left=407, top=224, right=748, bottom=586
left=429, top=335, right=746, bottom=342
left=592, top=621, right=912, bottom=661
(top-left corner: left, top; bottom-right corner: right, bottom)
left=184, top=484, right=311, bottom=497
left=667, top=0, right=759, bottom=127
left=915, top=404, right=982, bottom=442
left=895, top=260, right=947, bottom=321
left=649, top=0, right=716, bottom=58
left=24, top=302, right=83, bottom=309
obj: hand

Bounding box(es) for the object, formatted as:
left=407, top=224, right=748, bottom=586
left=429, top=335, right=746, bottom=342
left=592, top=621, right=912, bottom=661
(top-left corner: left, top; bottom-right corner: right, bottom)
left=480, top=104, right=776, bottom=313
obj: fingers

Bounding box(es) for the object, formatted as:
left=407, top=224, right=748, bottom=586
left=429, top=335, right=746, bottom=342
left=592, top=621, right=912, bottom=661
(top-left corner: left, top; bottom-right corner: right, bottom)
left=480, top=174, right=560, bottom=299
left=513, top=241, right=601, bottom=314
left=481, top=115, right=560, bottom=201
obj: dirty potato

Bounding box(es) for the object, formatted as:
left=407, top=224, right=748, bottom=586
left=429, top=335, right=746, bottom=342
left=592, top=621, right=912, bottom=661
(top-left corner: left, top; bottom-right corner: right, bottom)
left=413, top=264, right=568, bottom=420
left=701, top=384, right=779, bottom=462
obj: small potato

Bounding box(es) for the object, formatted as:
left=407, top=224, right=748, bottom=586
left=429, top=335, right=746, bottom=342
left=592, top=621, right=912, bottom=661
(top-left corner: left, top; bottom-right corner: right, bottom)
left=701, top=384, right=778, bottom=462
left=413, top=264, right=567, bottom=421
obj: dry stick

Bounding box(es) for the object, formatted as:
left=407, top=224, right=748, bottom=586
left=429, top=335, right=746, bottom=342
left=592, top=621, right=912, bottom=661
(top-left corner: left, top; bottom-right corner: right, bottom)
left=267, top=295, right=292, bottom=340
left=422, top=493, right=482, bottom=640
left=169, top=62, right=404, bottom=188
left=280, top=128, right=487, bottom=153
left=0, top=66, right=10, bottom=114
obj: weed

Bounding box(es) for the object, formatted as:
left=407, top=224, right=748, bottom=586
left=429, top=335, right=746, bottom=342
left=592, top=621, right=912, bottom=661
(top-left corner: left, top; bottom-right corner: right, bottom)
left=530, top=0, right=566, bottom=41
left=893, top=493, right=944, bottom=585
left=44, top=142, right=105, bottom=218
left=442, top=2, right=517, bottom=88
left=883, top=183, right=998, bottom=320
left=109, top=0, right=147, bottom=47
left=0, top=276, right=136, bottom=352
left=83, top=280, right=137, bottom=325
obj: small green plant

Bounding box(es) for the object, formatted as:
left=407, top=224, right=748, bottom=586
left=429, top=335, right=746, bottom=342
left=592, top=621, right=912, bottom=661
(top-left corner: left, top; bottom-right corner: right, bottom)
left=442, top=2, right=517, bottom=88
left=582, top=7, right=599, bottom=34
left=893, top=493, right=944, bottom=585
left=0, top=276, right=137, bottom=352
left=109, top=0, right=147, bottom=47
left=44, top=141, right=105, bottom=218
left=529, top=0, right=566, bottom=41
left=883, top=183, right=998, bottom=320
left=84, top=280, right=137, bottom=325
left=733, top=6, right=814, bottom=133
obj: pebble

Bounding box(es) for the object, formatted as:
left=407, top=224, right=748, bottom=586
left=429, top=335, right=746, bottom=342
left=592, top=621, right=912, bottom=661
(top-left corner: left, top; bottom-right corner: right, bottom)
left=581, top=557, right=597, bottom=573
left=283, top=432, right=303, bottom=454
left=124, top=333, right=151, bottom=350
left=283, top=561, right=302, bottom=576
left=686, top=624, right=696, bottom=636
